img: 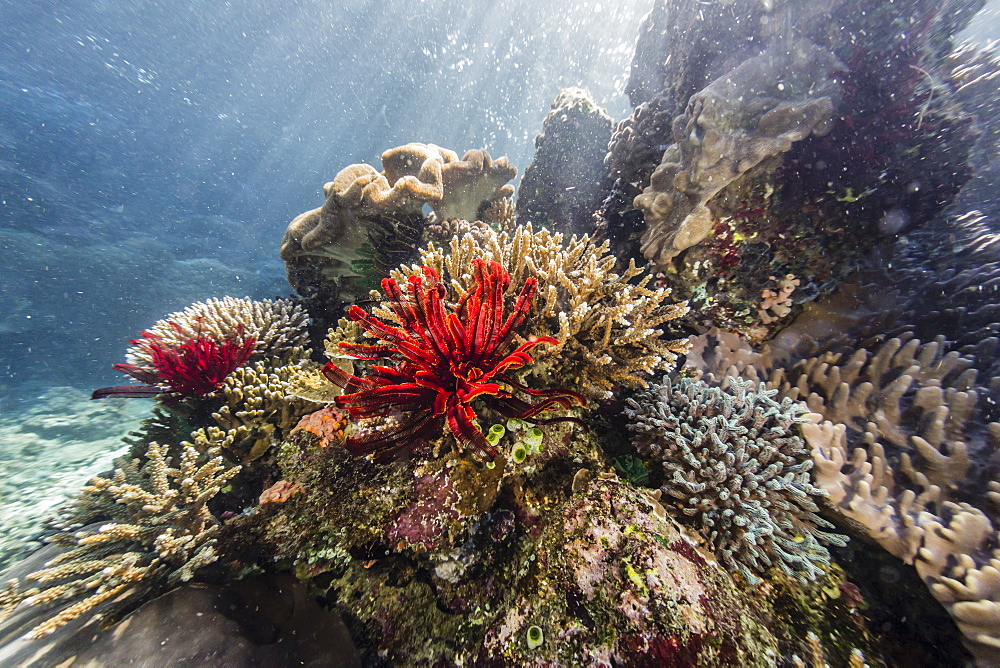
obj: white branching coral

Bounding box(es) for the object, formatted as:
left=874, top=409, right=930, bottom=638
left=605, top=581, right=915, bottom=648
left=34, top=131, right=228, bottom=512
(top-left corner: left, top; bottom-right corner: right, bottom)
left=387, top=223, right=690, bottom=399
left=625, top=376, right=846, bottom=584
left=123, top=296, right=309, bottom=373
left=0, top=442, right=240, bottom=638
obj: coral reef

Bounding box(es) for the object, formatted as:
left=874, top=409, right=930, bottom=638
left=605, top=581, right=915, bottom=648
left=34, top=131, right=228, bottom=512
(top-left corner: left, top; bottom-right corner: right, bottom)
left=5, top=2, right=997, bottom=664
left=516, top=87, right=614, bottom=235
left=323, top=258, right=585, bottom=462
left=92, top=296, right=308, bottom=399
left=209, top=354, right=321, bottom=461
left=786, top=337, right=1000, bottom=664
left=0, top=441, right=239, bottom=638
left=689, top=329, right=1000, bottom=662
left=390, top=223, right=690, bottom=399
left=625, top=376, right=846, bottom=584
left=478, top=476, right=782, bottom=665
left=223, top=399, right=880, bottom=665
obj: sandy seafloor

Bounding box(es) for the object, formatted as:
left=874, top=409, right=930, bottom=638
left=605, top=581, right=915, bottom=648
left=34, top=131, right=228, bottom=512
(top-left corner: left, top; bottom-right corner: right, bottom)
left=0, top=389, right=151, bottom=572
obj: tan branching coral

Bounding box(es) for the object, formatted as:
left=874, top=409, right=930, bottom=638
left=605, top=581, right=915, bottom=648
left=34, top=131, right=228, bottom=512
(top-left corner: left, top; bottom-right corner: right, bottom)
left=0, top=442, right=239, bottom=638
left=210, top=355, right=323, bottom=461
left=123, top=297, right=309, bottom=373
left=634, top=41, right=843, bottom=266
left=386, top=224, right=690, bottom=399
left=422, top=218, right=495, bottom=248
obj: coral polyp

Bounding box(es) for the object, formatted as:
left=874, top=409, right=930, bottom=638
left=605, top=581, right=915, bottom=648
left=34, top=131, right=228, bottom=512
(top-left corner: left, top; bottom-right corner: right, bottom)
left=93, top=321, right=256, bottom=398
left=322, top=259, right=586, bottom=462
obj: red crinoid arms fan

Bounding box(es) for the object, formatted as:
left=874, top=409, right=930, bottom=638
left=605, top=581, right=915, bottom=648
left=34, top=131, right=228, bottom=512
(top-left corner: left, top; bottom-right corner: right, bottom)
left=322, top=259, right=586, bottom=462
left=92, top=321, right=256, bottom=399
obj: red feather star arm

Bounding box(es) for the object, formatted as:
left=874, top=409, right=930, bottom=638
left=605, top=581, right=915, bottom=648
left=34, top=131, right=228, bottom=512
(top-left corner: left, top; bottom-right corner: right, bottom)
left=326, top=259, right=586, bottom=462
left=93, top=327, right=255, bottom=399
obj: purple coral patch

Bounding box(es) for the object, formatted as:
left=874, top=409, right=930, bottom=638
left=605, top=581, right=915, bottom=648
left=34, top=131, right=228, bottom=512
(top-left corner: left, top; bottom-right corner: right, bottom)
left=385, top=471, right=461, bottom=552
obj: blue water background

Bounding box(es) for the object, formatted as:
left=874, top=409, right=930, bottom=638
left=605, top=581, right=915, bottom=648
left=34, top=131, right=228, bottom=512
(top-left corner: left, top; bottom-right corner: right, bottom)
left=0, top=0, right=654, bottom=403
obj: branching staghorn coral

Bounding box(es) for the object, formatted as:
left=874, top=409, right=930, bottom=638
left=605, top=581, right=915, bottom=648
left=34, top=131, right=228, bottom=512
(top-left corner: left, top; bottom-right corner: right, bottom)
left=0, top=442, right=239, bottom=638
left=624, top=376, right=846, bottom=584
left=387, top=223, right=690, bottom=399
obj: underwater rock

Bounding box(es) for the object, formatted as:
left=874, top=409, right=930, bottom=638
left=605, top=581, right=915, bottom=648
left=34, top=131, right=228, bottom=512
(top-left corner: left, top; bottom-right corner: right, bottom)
left=517, top=87, right=614, bottom=235
left=0, top=569, right=359, bottom=667
left=608, top=0, right=773, bottom=184
left=598, top=0, right=982, bottom=341
left=477, top=476, right=782, bottom=665
left=226, top=408, right=879, bottom=665
left=634, top=41, right=843, bottom=267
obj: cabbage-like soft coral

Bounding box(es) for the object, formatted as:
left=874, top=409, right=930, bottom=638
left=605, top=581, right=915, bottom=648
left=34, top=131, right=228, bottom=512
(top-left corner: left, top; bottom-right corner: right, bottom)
left=322, top=259, right=585, bottom=462
left=92, top=321, right=256, bottom=399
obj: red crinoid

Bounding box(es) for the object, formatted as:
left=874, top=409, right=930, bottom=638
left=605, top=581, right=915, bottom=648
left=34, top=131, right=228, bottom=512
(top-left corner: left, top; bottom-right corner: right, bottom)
left=92, top=321, right=256, bottom=399
left=322, top=259, right=586, bottom=462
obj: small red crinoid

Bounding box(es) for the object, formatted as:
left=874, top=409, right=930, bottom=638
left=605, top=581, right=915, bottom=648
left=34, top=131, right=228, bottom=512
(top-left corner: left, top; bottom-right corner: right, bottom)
left=92, top=321, right=256, bottom=399
left=322, top=259, right=586, bottom=462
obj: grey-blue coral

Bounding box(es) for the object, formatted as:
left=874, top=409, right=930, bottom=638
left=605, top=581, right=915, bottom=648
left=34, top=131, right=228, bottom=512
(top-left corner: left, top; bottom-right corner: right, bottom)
left=624, top=376, right=846, bottom=584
